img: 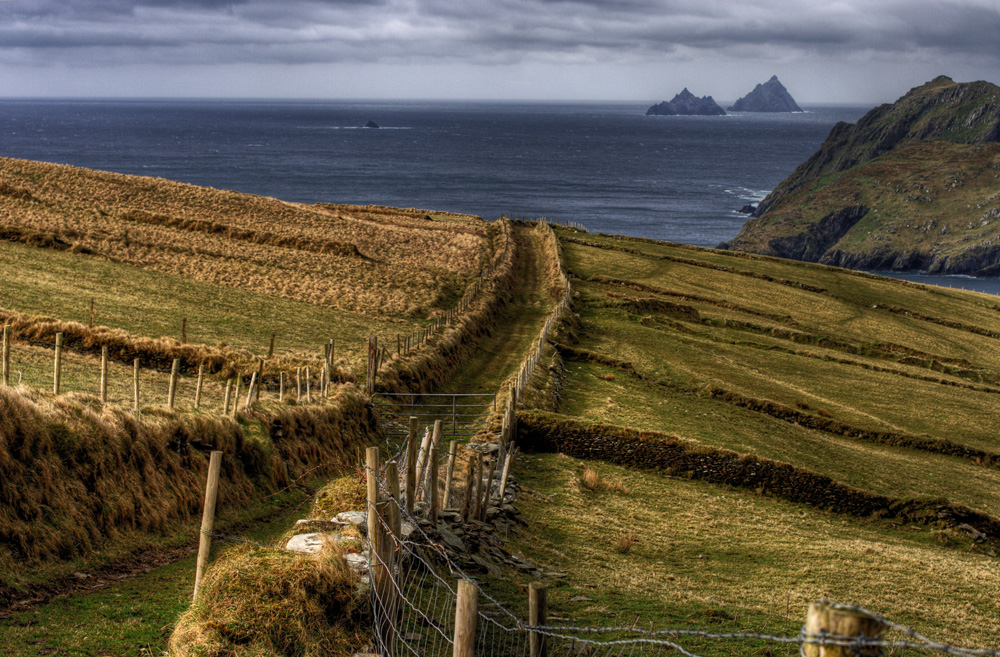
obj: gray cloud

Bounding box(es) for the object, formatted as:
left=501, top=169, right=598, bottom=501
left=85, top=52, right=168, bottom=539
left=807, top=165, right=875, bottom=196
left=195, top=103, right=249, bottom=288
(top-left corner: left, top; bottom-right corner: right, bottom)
left=0, top=0, right=997, bottom=98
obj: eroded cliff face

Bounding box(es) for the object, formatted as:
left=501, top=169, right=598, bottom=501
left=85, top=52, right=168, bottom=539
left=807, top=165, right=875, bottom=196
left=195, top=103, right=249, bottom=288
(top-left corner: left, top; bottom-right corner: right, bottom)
left=722, top=77, right=1000, bottom=276
left=754, top=76, right=1000, bottom=217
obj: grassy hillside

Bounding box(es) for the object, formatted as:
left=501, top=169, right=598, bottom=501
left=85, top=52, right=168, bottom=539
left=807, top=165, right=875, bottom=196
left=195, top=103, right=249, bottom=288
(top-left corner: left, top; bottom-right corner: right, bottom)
left=499, top=227, right=1000, bottom=649
left=725, top=76, right=1000, bottom=275
left=0, top=156, right=488, bottom=317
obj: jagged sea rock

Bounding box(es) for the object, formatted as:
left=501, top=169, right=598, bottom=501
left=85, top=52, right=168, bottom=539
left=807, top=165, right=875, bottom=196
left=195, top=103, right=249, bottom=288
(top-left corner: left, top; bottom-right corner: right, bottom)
left=646, top=89, right=726, bottom=116
left=729, top=76, right=802, bottom=112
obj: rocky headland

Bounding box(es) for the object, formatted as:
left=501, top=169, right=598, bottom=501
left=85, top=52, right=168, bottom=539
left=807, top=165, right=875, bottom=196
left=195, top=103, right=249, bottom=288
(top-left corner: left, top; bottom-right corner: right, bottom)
left=720, top=76, right=1000, bottom=276
left=729, top=75, right=802, bottom=112
left=646, top=89, right=726, bottom=116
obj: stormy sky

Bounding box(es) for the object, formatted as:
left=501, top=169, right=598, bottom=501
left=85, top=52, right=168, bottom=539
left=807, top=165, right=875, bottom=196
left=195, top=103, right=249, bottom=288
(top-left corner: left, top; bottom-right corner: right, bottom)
left=0, top=0, right=997, bottom=103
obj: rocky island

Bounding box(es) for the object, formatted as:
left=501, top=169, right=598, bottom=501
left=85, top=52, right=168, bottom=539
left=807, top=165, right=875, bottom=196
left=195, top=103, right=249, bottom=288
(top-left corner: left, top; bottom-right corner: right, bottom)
left=729, top=75, right=802, bottom=112
left=720, top=76, right=1000, bottom=276
left=646, top=89, right=726, bottom=116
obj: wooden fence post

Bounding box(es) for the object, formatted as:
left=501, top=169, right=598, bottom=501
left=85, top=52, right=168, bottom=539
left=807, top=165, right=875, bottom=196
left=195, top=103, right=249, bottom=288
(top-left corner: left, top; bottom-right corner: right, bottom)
left=168, top=358, right=180, bottom=409
left=469, top=455, right=483, bottom=523
left=244, top=372, right=257, bottom=410
left=529, top=582, right=547, bottom=657
left=296, top=367, right=302, bottom=402
left=461, top=457, right=475, bottom=522
left=52, top=332, right=64, bottom=395
left=804, top=601, right=885, bottom=657
left=304, top=366, right=311, bottom=403
left=386, top=461, right=401, bottom=537
left=430, top=440, right=440, bottom=524
left=223, top=378, right=233, bottom=414
left=366, top=446, right=381, bottom=543
left=406, top=416, right=418, bottom=515
left=99, top=346, right=108, bottom=403
left=442, top=441, right=458, bottom=509
left=414, top=425, right=433, bottom=501
left=366, top=335, right=378, bottom=396
left=133, top=357, right=140, bottom=411
left=498, top=450, right=514, bottom=503
left=194, top=363, right=204, bottom=409
left=279, top=371, right=285, bottom=402
left=193, top=450, right=223, bottom=599
left=481, top=457, right=497, bottom=519
left=231, top=376, right=241, bottom=418
left=425, top=419, right=442, bottom=497
left=453, top=580, right=478, bottom=657
left=89, top=297, right=95, bottom=329
left=268, top=332, right=276, bottom=358
left=255, top=359, right=264, bottom=401
left=1, top=324, right=9, bottom=387
left=181, top=317, right=187, bottom=344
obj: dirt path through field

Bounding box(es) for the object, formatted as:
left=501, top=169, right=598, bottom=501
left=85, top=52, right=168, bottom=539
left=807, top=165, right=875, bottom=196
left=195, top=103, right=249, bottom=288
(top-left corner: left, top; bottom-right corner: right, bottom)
left=437, top=224, right=554, bottom=396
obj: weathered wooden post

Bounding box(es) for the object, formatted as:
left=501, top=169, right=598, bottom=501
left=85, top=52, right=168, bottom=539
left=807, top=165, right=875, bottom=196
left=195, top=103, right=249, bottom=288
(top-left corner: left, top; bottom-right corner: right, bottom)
left=52, top=332, right=64, bottom=395
left=804, top=601, right=886, bottom=657
left=231, top=376, right=241, bottom=418
left=304, top=366, right=311, bottom=402
left=529, top=582, right=548, bottom=657
left=442, top=441, right=458, bottom=509
left=99, top=346, right=108, bottom=403
left=429, top=440, right=440, bottom=524
left=181, top=317, right=187, bottom=344
left=254, top=359, right=264, bottom=402
left=406, top=416, right=418, bottom=515
left=472, top=456, right=486, bottom=521
left=223, top=378, right=233, bottom=415
left=268, top=332, right=276, bottom=358
left=1, top=324, right=10, bottom=387
left=296, top=366, right=302, bottom=402
left=386, top=461, right=401, bottom=537
left=244, top=372, right=257, bottom=409
left=366, top=446, right=381, bottom=543
left=133, top=357, right=140, bottom=411
left=498, top=450, right=514, bottom=503
left=167, top=358, right=180, bottom=409
left=279, top=371, right=285, bottom=402
left=453, top=580, right=478, bottom=657
left=193, top=450, right=223, bottom=599
left=481, top=457, right=497, bottom=519
left=461, top=457, right=475, bottom=522
left=414, top=425, right=433, bottom=500
left=194, top=363, right=204, bottom=409
left=89, top=297, right=95, bottom=329
left=366, top=335, right=378, bottom=396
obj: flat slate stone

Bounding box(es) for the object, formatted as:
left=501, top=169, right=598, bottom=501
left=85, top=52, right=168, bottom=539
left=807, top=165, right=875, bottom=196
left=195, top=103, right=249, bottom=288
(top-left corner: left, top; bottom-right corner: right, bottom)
left=336, top=511, right=368, bottom=532
left=343, top=552, right=369, bottom=573
left=285, top=532, right=359, bottom=554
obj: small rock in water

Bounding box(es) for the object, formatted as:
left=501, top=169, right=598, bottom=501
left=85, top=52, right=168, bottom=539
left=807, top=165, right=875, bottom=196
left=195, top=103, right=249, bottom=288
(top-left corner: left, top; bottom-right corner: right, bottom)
left=364, top=120, right=380, bottom=129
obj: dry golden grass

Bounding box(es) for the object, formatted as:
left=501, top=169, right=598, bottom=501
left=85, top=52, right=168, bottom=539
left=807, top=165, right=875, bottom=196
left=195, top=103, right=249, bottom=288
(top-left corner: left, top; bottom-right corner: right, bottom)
left=578, top=465, right=628, bottom=494
left=168, top=543, right=366, bottom=657
left=0, top=157, right=491, bottom=317
left=508, top=453, right=1000, bottom=649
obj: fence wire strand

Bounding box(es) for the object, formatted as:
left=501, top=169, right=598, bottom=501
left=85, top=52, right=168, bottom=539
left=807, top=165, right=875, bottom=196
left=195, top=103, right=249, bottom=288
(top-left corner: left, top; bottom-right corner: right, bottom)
left=362, top=461, right=999, bottom=657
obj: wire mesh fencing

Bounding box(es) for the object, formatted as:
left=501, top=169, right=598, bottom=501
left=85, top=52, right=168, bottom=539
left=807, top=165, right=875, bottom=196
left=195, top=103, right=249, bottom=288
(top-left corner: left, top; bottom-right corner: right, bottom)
left=360, top=448, right=1000, bottom=657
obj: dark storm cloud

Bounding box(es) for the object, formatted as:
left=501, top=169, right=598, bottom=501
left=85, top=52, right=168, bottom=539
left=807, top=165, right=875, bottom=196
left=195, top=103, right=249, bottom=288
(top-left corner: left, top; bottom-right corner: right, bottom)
left=0, top=0, right=998, bottom=67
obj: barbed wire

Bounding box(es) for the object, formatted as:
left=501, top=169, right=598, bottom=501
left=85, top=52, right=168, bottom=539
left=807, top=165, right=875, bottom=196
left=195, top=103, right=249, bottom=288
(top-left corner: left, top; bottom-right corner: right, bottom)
left=362, top=460, right=1000, bottom=657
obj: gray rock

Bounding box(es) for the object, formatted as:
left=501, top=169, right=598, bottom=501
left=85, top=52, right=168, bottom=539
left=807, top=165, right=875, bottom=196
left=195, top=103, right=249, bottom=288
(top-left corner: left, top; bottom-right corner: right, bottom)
left=286, top=532, right=359, bottom=554
left=436, top=523, right=467, bottom=552
left=343, top=552, right=369, bottom=573
left=336, top=510, right=367, bottom=528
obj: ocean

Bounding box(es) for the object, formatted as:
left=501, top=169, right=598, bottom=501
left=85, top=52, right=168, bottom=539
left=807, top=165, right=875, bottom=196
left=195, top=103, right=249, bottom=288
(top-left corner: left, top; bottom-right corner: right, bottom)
left=2, top=99, right=998, bottom=294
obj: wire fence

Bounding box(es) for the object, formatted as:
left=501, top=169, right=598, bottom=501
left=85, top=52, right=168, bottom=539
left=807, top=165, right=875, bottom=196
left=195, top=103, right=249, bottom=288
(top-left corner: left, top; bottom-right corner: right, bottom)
left=361, top=459, right=1000, bottom=657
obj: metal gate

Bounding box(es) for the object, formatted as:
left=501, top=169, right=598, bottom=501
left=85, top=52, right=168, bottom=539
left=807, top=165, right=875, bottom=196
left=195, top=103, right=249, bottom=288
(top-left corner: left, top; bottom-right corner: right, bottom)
left=372, top=392, right=496, bottom=441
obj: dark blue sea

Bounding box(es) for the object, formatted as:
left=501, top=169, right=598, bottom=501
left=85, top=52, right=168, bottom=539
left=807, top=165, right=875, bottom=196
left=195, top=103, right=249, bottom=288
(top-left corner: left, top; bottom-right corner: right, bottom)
left=2, top=99, right=998, bottom=294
